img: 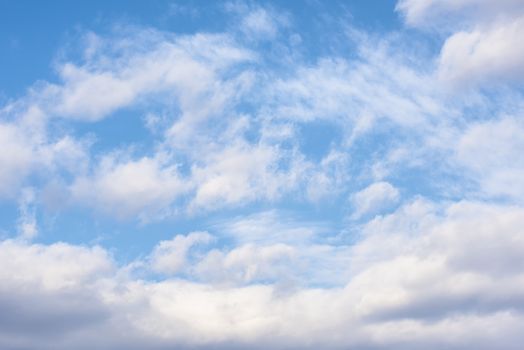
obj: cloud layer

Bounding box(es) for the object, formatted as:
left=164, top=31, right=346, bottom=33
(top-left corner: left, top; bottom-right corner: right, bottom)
left=2, top=200, right=524, bottom=349
left=0, top=1, right=523, bottom=349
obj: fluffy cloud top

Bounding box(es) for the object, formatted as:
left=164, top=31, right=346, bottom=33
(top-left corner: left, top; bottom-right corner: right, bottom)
left=1, top=201, right=524, bottom=349
left=397, top=0, right=524, bottom=86
left=352, top=182, right=400, bottom=218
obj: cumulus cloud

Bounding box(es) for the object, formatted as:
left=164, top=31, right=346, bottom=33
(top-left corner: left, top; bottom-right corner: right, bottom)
left=439, top=17, right=524, bottom=85
left=0, top=239, right=112, bottom=290
left=352, top=182, right=400, bottom=218
left=454, top=116, right=524, bottom=201
left=0, top=105, right=89, bottom=200
left=350, top=200, right=524, bottom=326
left=194, top=243, right=296, bottom=284
left=1, top=200, right=524, bottom=349
left=71, top=154, right=188, bottom=219
left=397, top=0, right=524, bottom=86
left=190, top=143, right=296, bottom=210
left=149, top=231, right=213, bottom=275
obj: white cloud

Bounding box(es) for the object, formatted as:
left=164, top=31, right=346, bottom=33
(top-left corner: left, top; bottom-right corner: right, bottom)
left=226, top=3, right=288, bottom=40
left=305, top=150, right=349, bottom=202
left=190, top=143, right=296, bottom=211
left=1, top=9, right=524, bottom=349
left=17, top=188, right=38, bottom=240
left=216, top=210, right=324, bottom=245
left=149, top=231, right=213, bottom=275
left=1, top=22, right=468, bottom=220
left=352, top=182, right=400, bottom=218
left=242, top=8, right=278, bottom=38
left=396, top=0, right=524, bottom=86
left=0, top=122, right=35, bottom=197
left=0, top=105, right=89, bottom=200
left=71, top=154, right=188, bottom=219
left=194, top=243, right=296, bottom=284
left=1, top=199, right=524, bottom=349
left=396, top=0, right=524, bottom=28
left=42, top=31, right=254, bottom=121
left=0, top=239, right=112, bottom=291
left=454, top=116, right=524, bottom=201
left=346, top=200, right=524, bottom=329
left=31, top=27, right=310, bottom=217
left=267, top=51, right=445, bottom=128
left=439, top=17, right=524, bottom=85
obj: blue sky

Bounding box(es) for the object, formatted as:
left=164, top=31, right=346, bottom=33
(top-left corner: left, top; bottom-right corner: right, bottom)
left=1, top=1, right=524, bottom=349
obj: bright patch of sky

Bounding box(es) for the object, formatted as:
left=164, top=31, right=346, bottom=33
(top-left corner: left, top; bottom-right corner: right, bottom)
left=1, top=1, right=524, bottom=349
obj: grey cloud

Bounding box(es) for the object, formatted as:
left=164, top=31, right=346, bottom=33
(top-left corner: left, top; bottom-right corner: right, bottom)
left=2, top=200, right=524, bottom=349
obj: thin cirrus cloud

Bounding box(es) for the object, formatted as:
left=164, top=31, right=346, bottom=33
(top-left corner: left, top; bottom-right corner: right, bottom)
left=43, top=31, right=254, bottom=122
left=0, top=1, right=523, bottom=349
